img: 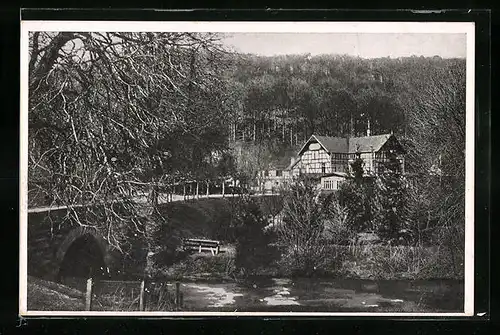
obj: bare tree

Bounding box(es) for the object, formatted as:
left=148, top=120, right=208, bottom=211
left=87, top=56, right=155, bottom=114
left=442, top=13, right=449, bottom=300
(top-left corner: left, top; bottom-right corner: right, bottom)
left=403, top=60, right=466, bottom=276
left=27, top=32, right=231, bottom=274
left=276, top=176, right=334, bottom=276
left=404, top=60, right=466, bottom=181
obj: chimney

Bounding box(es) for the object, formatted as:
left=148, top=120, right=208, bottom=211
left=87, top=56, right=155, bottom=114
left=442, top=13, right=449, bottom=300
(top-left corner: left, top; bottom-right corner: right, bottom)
left=366, top=118, right=371, bottom=137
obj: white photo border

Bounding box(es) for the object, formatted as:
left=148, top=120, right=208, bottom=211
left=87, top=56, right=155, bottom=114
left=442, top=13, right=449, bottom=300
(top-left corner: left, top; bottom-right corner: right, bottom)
left=19, top=20, right=475, bottom=317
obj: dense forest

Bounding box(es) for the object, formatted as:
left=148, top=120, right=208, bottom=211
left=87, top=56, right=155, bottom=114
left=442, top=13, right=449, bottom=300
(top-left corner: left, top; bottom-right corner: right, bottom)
left=226, top=53, right=465, bottom=178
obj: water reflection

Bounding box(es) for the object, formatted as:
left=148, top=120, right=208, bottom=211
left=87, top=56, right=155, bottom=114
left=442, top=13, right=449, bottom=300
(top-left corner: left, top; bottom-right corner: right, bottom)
left=181, top=277, right=463, bottom=312
left=262, top=279, right=299, bottom=305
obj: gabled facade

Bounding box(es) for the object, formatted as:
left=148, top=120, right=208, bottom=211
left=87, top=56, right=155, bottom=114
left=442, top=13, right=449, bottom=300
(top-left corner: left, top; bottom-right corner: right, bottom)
left=291, top=133, right=405, bottom=178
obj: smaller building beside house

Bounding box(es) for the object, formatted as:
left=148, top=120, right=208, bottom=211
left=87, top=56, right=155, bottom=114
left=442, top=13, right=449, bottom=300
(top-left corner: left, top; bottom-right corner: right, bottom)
left=321, top=172, right=348, bottom=192
left=254, top=154, right=295, bottom=193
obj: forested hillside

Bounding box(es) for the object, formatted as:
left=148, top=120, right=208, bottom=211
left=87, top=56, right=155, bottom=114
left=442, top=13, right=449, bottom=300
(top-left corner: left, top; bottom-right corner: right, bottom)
left=225, top=53, right=465, bottom=178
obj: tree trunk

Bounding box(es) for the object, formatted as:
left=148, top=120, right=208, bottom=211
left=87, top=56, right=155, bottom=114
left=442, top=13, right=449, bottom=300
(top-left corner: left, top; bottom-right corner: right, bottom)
left=222, top=180, right=225, bottom=198
left=196, top=182, right=199, bottom=199
left=150, top=176, right=159, bottom=208
left=282, top=120, right=285, bottom=142
left=206, top=181, right=210, bottom=197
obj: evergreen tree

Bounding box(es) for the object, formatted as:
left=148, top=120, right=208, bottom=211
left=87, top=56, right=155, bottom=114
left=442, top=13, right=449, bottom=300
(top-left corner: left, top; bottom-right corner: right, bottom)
left=338, top=157, right=372, bottom=235
left=350, top=156, right=365, bottom=182
left=233, top=197, right=276, bottom=276
left=372, top=154, right=409, bottom=244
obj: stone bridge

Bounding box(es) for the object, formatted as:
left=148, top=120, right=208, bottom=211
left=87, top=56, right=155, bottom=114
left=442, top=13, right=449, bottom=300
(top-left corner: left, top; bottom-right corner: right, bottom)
left=27, top=192, right=278, bottom=282
left=27, top=207, right=123, bottom=281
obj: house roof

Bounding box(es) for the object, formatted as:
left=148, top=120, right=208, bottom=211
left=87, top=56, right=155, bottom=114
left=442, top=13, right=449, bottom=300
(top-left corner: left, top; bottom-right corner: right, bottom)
left=314, top=135, right=349, bottom=153
left=298, top=133, right=395, bottom=155
left=273, top=155, right=294, bottom=170
left=347, top=134, right=393, bottom=153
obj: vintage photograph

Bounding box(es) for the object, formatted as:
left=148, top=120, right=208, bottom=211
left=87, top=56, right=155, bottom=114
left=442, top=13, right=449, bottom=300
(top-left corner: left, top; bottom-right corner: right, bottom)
left=19, top=21, right=474, bottom=316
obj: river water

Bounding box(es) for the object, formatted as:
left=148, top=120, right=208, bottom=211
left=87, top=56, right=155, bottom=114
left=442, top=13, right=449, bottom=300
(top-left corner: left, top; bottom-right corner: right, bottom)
left=180, top=277, right=463, bottom=312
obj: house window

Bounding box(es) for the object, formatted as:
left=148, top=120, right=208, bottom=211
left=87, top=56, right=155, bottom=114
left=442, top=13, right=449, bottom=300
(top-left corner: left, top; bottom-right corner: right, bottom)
left=321, top=163, right=326, bottom=173
left=264, top=170, right=269, bottom=177
left=276, top=170, right=282, bottom=177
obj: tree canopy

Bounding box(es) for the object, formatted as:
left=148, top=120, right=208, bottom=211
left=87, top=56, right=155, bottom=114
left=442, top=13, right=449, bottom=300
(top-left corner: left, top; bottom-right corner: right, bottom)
left=28, top=32, right=232, bottom=254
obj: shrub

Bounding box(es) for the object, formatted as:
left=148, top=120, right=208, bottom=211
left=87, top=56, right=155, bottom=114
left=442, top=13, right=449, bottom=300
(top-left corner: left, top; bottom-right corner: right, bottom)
left=276, top=176, right=342, bottom=276
left=233, top=196, right=279, bottom=277
left=333, top=243, right=463, bottom=280
left=157, top=252, right=236, bottom=280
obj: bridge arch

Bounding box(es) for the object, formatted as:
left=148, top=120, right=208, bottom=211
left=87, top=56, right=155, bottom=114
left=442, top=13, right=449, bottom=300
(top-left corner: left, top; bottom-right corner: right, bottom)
left=55, top=226, right=115, bottom=279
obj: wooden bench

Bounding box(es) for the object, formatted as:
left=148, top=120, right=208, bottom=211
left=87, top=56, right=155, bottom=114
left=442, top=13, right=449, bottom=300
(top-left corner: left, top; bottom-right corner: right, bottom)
left=183, top=238, right=220, bottom=255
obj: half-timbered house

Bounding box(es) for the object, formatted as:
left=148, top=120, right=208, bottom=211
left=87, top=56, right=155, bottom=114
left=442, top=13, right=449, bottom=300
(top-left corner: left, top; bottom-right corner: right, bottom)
left=255, top=132, right=405, bottom=192
left=289, top=133, right=405, bottom=190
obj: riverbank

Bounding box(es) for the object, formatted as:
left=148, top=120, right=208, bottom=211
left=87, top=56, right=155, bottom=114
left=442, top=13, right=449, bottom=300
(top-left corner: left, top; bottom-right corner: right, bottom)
left=27, top=276, right=85, bottom=311
left=159, top=242, right=463, bottom=283
left=26, top=273, right=464, bottom=313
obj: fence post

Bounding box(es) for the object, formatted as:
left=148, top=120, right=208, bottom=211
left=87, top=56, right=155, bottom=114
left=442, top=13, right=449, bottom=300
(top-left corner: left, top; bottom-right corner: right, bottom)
left=175, top=282, right=181, bottom=310
left=85, top=277, right=93, bottom=311
left=139, top=280, right=145, bottom=311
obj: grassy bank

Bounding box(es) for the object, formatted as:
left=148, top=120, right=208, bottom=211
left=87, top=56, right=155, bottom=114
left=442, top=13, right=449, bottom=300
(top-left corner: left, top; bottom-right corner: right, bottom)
left=131, top=196, right=462, bottom=282
left=27, top=276, right=85, bottom=311
left=27, top=276, right=179, bottom=312
left=159, top=247, right=237, bottom=282
left=163, top=243, right=463, bottom=282
left=321, top=244, right=464, bottom=280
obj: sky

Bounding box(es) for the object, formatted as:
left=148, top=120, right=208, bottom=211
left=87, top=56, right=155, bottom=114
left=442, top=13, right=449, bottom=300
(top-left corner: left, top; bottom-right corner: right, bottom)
left=221, top=33, right=466, bottom=59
